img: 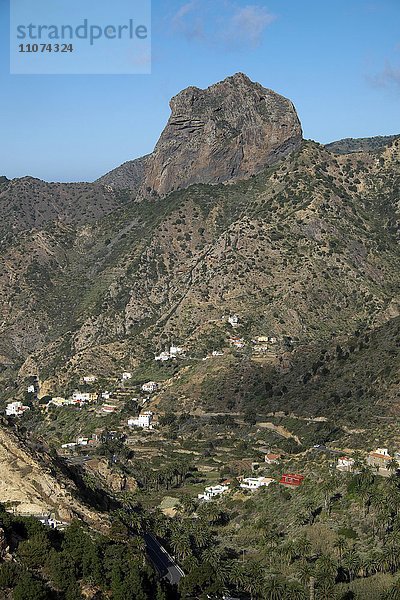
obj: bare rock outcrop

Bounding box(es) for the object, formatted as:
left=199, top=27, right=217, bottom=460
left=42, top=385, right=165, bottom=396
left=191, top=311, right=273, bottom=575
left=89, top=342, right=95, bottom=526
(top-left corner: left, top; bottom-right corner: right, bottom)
left=141, top=72, right=302, bottom=196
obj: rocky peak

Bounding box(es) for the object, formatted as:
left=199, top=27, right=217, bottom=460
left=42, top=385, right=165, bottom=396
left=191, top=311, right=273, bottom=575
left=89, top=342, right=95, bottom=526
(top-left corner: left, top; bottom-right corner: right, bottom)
left=141, top=72, right=302, bottom=196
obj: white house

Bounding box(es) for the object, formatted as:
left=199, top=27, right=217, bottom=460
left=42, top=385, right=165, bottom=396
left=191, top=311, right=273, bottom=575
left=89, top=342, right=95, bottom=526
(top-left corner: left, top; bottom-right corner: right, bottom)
left=155, top=346, right=185, bottom=361
left=240, top=477, right=275, bottom=491
left=77, top=437, right=89, bottom=446
left=101, top=391, right=112, bottom=400
left=155, top=351, right=171, bottom=362
left=198, top=484, right=229, bottom=501
left=337, top=456, right=355, bottom=472
left=141, top=381, right=158, bottom=393
left=49, top=397, right=72, bottom=407
left=72, top=391, right=97, bottom=403
left=61, top=442, right=77, bottom=450
left=83, top=375, right=97, bottom=384
left=122, top=372, right=132, bottom=380
left=27, top=385, right=35, bottom=394
left=128, top=411, right=154, bottom=429
left=228, top=314, right=239, bottom=327
left=6, top=402, right=30, bottom=417
left=170, top=345, right=185, bottom=357
left=39, top=516, right=67, bottom=530
left=212, top=350, right=224, bottom=357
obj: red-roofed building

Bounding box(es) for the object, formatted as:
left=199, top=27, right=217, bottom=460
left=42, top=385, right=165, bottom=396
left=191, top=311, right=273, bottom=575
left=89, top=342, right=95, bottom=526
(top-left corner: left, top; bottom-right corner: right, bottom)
left=279, top=473, right=304, bottom=487
left=265, top=453, right=281, bottom=464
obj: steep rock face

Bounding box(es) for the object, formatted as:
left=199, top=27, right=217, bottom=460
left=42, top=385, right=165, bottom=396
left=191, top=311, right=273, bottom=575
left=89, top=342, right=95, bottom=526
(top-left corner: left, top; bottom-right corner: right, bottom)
left=0, top=427, right=102, bottom=525
left=141, top=73, right=302, bottom=196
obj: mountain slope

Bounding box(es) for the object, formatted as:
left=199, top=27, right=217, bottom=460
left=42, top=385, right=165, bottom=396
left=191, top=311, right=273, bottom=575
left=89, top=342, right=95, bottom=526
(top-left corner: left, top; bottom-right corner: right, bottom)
left=325, top=134, right=399, bottom=154
left=0, top=76, right=398, bottom=425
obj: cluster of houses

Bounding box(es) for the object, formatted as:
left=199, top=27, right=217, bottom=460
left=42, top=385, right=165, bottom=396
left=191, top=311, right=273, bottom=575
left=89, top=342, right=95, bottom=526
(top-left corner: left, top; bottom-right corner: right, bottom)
left=197, top=472, right=304, bottom=501
left=336, top=448, right=399, bottom=475
left=60, top=430, right=124, bottom=452
left=252, top=336, right=278, bottom=354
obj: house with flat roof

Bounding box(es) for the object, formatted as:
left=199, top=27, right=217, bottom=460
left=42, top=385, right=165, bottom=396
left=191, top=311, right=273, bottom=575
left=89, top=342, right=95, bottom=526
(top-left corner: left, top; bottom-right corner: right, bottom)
left=198, top=484, right=229, bottom=501
left=240, top=477, right=275, bottom=491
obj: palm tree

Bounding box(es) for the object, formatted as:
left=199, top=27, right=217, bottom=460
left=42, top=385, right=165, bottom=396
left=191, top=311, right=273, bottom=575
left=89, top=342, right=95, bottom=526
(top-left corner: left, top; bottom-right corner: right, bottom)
left=315, top=554, right=337, bottom=586
left=383, top=542, right=400, bottom=574
left=262, top=576, right=286, bottom=600
left=295, top=536, right=312, bottom=559
left=296, top=560, right=315, bottom=587
left=170, top=530, right=191, bottom=561
left=279, top=541, right=298, bottom=566
left=284, top=580, right=307, bottom=599
left=333, top=536, right=347, bottom=562
left=342, top=549, right=360, bottom=582
left=388, top=458, right=399, bottom=474
left=385, top=576, right=400, bottom=600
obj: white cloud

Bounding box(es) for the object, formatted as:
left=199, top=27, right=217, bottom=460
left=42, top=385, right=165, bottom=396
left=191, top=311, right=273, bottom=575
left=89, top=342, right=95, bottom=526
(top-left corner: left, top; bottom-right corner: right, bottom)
left=171, top=1, right=204, bottom=40
left=170, top=1, right=276, bottom=49
left=225, top=5, right=276, bottom=48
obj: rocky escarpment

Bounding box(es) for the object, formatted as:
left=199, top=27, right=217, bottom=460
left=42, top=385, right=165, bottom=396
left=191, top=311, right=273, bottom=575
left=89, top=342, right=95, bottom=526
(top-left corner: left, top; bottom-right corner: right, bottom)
left=98, top=73, right=302, bottom=195
left=141, top=73, right=302, bottom=196
left=0, top=426, right=103, bottom=526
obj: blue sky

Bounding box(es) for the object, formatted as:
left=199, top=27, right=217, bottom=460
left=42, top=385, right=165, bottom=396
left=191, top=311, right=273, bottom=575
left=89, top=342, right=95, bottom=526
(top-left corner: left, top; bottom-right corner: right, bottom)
left=0, top=0, right=399, bottom=182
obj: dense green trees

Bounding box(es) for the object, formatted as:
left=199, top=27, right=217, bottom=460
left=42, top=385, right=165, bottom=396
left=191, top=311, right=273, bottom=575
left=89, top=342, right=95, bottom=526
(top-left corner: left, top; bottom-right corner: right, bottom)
left=0, top=505, right=159, bottom=600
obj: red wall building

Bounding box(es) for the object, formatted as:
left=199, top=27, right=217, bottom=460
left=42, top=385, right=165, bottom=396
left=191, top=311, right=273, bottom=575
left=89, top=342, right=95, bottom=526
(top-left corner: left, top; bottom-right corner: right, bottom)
left=279, top=474, right=304, bottom=487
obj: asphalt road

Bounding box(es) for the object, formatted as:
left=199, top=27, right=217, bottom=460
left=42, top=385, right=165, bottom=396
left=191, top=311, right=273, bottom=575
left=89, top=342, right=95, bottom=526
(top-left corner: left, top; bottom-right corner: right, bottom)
left=144, top=533, right=184, bottom=586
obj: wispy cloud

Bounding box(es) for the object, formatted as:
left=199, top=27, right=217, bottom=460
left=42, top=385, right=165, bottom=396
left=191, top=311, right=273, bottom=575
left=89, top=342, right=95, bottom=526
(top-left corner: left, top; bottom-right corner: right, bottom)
left=170, top=1, right=276, bottom=50
left=369, top=61, right=400, bottom=89
left=171, top=1, right=204, bottom=40
left=224, top=5, right=276, bottom=48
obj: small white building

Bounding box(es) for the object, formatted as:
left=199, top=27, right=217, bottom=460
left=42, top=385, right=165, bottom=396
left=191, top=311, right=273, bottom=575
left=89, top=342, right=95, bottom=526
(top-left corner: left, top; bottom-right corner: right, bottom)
left=77, top=437, right=89, bottom=446
left=170, top=345, right=185, bottom=357
left=240, top=477, right=275, bottom=491
left=141, top=381, right=158, bottom=393
left=49, top=397, right=70, bottom=407
left=155, top=351, right=171, bottom=362
left=101, top=391, right=112, bottom=400
left=128, top=411, right=154, bottom=429
left=27, top=385, right=35, bottom=394
left=39, top=516, right=67, bottom=530
left=6, top=402, right=30, bottom=417
left=83, top=375, right=97, bottom=384
left=337, top=456, right=355, bottom=472
left=228, top=314, right=239, bottom=327
left=198, top=484, right=229, bottom=501
left=212, top=350, right=224, bottom=357
left=155, top=346, right=185, bottom=361
left=122, top=372, right=132, bottom=381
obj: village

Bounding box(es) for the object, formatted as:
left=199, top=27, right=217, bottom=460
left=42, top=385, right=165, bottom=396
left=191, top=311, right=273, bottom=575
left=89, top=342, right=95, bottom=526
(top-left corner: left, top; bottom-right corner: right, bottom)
left=2, top=314, right=400, bottom=527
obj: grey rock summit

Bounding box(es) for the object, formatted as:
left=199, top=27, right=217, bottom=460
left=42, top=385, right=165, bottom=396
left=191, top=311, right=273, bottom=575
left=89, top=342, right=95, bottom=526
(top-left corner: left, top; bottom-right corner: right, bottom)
left=98, top=73, right=303, bottom=196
